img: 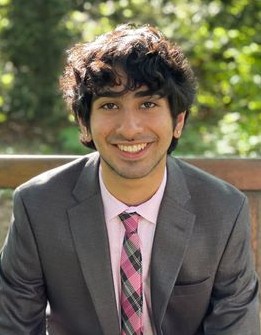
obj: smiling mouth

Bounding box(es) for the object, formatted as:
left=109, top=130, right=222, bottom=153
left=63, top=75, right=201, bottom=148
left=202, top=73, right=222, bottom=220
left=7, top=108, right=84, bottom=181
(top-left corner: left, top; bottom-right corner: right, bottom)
left=117, top=143, right=147, bottom=153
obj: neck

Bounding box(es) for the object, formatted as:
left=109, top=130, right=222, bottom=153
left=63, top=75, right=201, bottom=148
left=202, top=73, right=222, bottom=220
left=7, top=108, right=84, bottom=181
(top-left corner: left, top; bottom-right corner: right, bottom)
left=101, top=165, right=166, bottom=206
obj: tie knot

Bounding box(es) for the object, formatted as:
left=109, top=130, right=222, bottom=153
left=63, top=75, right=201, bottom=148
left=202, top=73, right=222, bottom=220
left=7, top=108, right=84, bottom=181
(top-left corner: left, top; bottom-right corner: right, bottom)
left=119, top=212, right=140, bottom=234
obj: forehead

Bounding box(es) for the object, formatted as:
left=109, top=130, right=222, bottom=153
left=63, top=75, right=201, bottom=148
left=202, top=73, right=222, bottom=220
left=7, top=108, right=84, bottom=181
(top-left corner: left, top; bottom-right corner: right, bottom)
left=92, top=86, right=163, bottom=103
left=91, top=70, right=165, bottom=101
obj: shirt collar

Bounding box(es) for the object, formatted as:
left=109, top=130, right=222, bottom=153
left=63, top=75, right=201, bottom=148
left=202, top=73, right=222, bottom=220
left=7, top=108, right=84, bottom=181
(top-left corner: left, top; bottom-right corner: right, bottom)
left=99, top=166, right=167, bottom=224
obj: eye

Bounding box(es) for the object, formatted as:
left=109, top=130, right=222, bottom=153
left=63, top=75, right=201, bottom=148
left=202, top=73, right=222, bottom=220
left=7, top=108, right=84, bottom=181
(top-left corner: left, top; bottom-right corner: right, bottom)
left=140, top=101, right=156, bottom=109
left=101, top=102, right=118, bottom=110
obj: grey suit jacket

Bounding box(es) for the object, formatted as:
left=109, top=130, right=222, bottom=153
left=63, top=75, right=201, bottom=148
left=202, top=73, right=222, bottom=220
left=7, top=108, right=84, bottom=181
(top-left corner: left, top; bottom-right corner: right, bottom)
left=0, top=153, right=259, bottom=334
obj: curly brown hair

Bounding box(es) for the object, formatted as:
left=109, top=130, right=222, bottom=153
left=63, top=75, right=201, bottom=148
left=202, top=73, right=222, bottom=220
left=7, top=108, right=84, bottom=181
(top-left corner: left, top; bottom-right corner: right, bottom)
left=60, top=23, right=197, bottom=153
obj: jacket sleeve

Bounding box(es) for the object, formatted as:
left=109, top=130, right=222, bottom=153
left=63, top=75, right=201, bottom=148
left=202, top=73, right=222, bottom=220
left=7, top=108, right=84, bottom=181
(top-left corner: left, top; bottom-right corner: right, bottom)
left=0, top=189, right=47, bottom=334
left=203, top=196, right=260, bottom=334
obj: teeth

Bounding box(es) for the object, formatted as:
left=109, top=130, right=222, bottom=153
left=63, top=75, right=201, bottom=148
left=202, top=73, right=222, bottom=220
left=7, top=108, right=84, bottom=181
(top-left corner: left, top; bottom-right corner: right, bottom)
left=118, top=143, right=147, bottom=153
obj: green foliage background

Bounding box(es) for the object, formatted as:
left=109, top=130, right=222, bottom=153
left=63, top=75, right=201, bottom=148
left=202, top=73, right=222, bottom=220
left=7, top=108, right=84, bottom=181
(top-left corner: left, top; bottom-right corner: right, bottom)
left=0, top=0, right=260, bottom=156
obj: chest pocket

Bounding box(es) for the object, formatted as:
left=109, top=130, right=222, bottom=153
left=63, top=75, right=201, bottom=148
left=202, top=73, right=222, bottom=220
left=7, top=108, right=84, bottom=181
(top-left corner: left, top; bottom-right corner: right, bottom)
left=162, top=277, right=212, bottom=335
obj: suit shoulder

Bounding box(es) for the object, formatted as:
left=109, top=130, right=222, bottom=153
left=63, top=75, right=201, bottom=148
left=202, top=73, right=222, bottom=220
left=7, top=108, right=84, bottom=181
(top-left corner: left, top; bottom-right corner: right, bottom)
left=173, top=157, right=246, bottom=202
left=15, top=152, right=99, bottom=197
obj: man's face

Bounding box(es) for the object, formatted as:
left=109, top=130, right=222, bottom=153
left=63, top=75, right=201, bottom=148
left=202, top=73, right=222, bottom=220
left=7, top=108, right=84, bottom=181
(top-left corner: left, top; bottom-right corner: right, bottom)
left=88, top=83, right=185, bottom=182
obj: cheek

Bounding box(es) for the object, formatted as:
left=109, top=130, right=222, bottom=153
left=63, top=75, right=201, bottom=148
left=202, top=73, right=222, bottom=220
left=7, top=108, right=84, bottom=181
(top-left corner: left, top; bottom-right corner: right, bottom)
left=158, top=115, right=174, bottom=134
left=90, top=118, right=113, bottom=142
left=89, top=114, right=102, bottom=134
left=162, top=121, right=176, bottom=144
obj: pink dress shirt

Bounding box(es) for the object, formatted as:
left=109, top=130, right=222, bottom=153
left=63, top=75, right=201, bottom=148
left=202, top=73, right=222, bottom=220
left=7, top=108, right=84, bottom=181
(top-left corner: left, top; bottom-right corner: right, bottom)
left=99, top=167, right=167, bottom=334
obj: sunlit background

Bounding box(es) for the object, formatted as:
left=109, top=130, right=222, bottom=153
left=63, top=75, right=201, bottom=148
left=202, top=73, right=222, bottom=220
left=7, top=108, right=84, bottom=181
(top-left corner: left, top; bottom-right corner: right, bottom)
left=0, top=0, right=260, bottom=157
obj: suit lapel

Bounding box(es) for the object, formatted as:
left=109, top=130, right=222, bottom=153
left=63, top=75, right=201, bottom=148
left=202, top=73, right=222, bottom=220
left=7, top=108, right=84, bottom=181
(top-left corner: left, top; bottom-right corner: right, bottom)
left=151, top=157, right=196, bottom=333
left=68, top=153, right=120, bottom=335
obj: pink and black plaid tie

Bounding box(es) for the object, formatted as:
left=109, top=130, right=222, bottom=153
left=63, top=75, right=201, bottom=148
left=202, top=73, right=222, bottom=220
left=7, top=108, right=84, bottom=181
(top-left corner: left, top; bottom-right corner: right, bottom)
left=119, top=212, right=143, bottom=335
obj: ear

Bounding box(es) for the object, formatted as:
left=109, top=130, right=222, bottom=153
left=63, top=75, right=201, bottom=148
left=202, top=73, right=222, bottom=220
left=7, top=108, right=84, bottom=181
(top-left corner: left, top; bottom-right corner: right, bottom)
left=173, top=112, right=186, bottom=139
left=79, top=119, right=92, bottom=142
left=84, top=130, right=92, bottom=142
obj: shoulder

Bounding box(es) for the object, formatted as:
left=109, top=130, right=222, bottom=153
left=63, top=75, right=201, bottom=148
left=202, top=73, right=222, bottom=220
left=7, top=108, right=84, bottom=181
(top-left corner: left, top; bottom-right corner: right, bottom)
left=173, top=156, right=244, bottom=194
left=15, top=152, right=100, bottom=199
left=167, top=156, right=246, bottom=213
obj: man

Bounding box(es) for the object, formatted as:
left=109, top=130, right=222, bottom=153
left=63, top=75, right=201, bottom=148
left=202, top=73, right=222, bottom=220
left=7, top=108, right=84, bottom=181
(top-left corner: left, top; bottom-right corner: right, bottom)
left=0, top=23, right=259, bottom=335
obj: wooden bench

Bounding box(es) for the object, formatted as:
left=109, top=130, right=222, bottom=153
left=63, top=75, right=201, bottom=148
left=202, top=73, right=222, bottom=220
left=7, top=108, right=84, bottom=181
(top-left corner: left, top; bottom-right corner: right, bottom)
left=0, top=155, right=261, bottom=280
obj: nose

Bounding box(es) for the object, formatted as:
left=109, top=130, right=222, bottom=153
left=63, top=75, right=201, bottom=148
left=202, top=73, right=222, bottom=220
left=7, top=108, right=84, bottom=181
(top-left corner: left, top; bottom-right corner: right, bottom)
left=116, top=109, right=143, bottom=140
